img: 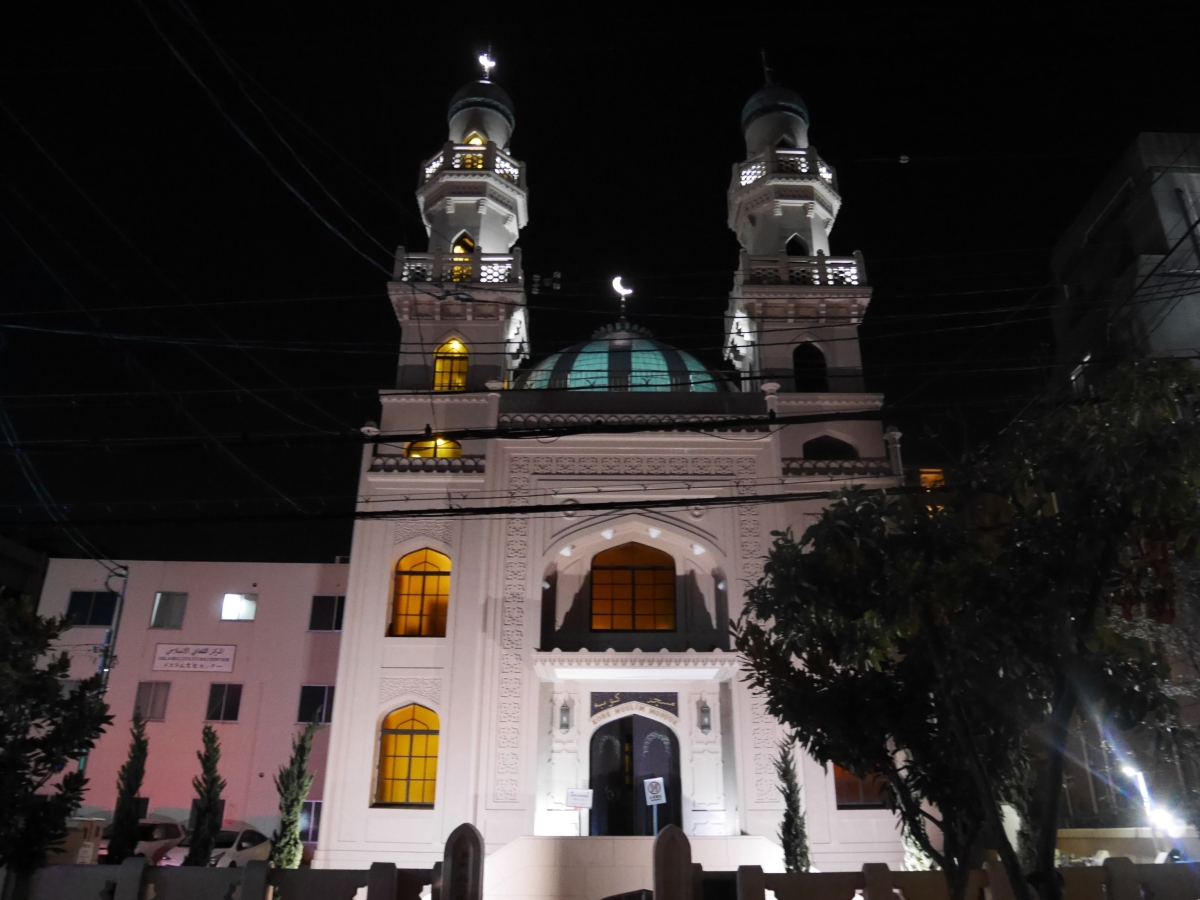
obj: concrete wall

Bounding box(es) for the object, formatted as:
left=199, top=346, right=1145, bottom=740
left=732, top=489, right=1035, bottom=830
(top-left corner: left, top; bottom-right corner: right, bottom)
left=40, top=558, right=346, bottom=834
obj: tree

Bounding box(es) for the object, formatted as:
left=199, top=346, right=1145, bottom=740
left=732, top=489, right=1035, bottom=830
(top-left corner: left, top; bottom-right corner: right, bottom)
left=106, top=709, right=148, bottom=864
left=737, top=360, right=1200, bottom=900
left=269, top=721, right=320, bottom=869
left=0, top=590, right=111, bottom=876
left=774, top=738, right=809, bottom=873
left=183, top=725, right=226, bottom=867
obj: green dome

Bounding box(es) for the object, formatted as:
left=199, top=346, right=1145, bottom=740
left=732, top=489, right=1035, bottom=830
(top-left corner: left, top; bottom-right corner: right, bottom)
left=515, top=323, right=732, bottom=393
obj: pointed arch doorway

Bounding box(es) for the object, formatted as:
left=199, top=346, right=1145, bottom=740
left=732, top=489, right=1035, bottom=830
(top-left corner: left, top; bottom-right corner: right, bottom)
left=589, top=714, right=682, bottom=836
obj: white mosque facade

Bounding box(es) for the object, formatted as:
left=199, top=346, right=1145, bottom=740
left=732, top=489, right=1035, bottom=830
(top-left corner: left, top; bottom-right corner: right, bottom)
left=312, top=72, right=907, bottom=875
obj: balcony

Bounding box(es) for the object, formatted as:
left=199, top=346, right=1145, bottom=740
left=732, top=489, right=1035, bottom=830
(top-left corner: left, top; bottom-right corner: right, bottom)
left=421, top=142, right=524, bottom=187
left=394, top=248, right=523, bottom=286
left=736, top=251, right=866, bottom=287
left=736, top=148, right=836, bottom=191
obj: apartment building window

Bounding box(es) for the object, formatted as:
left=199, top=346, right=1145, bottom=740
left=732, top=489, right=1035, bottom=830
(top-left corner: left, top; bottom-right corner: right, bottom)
left=150, top=592, right=188, bottom=629
left=297, top=685, right=335, bottom=724
left=299, top=800, right=321, bottom=843
left=309, top=595, right=345, bottom=632
left=220, top=593, right=257, bottom=621
left=66, top=591, right=118, bottom=627
left=135, top=682, right=171, bottom=721
left=206, top=684, right=243, bottom=721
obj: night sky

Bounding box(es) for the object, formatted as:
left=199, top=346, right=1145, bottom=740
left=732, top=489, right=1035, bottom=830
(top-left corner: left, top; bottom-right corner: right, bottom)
left=2, top=4, right=1198, bottom=563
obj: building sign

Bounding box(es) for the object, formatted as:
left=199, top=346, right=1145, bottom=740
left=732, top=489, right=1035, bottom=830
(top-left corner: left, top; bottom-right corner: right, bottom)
left=644, top=777, right=666, bottom=806
left=566, top=788, right=594, bottom=809
left=590, top=692, right=677, bottom=717
left=153, top=644, right=236, bottom=672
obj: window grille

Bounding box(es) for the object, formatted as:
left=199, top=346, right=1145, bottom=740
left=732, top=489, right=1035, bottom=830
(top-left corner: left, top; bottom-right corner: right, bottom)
left=390, top=549, right=451, bottom=637
left=590, top=542, right=676, bottom=632
left=376, top=704, right=439, bottom=807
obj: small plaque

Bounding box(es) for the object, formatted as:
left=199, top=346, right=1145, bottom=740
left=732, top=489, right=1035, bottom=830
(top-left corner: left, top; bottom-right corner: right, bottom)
left=566, top=788, right=594, bottom=809
left=590, top=692, right=678, bottom=717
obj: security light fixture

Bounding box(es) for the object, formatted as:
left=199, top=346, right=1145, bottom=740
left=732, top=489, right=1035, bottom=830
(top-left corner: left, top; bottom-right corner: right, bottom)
left=559, top=702, right=571, bottom=734
left=647, top=527, right=662, bottom=538
left=691, top=543, right=706, bottom=556
left=601, top=529, right=615, bottom=540
left=699, top=700, right=712, bottom=734
left=560, top=545, right=574, bottom=557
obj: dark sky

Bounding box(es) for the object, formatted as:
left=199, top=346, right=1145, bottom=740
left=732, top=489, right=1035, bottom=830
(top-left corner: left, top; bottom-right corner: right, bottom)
left=2, top=3, right=1198, bottom=563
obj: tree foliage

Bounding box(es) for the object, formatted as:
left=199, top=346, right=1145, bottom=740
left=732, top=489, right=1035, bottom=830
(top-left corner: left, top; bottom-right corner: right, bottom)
left=106, top=709, right=148, bottom=864
left=183, top=725, right=226, bottom=867
left=269, top=721, right=319, bottom=869
left=736, top=360, right=1200, bottom=900
left=0, top=590, right=111, bottom=874
left=775, top=738, right=809, bottom=873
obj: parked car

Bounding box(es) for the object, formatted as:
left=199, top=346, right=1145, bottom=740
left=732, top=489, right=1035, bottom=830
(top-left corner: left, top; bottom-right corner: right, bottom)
left=159, top=824, right=272, bottom=868
left=98, top=818, right=187, bottom=865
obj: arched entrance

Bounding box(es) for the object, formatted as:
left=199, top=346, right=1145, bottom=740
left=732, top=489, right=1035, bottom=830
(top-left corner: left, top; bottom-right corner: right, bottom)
left=589, top=714, right=682, bottom=836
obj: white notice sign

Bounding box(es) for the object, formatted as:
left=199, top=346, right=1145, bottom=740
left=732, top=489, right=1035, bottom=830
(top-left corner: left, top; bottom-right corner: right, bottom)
left=644, top=777, right=666, bottom=806
left=153, top=644, right=236, bottom=672
left=566, top=788, right=594, bottom=810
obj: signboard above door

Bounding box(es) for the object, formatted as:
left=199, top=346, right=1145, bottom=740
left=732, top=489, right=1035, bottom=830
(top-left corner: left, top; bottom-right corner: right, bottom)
left=590, top=692, right=678, bottom=717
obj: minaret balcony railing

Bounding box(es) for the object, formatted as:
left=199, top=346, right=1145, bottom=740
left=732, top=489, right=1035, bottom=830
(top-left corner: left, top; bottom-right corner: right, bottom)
left=422, top=142, right=524, bottom=187
left=736, top=148, right=836, bottom=190
left=395, top=248, right=523, bottom=286
left=737, top=251, right=865, bottom=287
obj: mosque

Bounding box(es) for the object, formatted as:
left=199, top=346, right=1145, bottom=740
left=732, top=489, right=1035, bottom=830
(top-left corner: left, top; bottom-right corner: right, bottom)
left=311, top=61, right=906, bottom=878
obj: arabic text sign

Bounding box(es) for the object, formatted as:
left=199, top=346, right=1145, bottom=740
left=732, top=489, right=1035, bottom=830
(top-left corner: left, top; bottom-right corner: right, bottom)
left=644, top=777, right=666, bottom=806
left=153, top=644, right=236, bottom=673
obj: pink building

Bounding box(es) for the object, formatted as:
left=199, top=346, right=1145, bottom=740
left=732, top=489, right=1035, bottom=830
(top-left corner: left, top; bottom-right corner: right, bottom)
left=41, top=558, right=347, bottom=841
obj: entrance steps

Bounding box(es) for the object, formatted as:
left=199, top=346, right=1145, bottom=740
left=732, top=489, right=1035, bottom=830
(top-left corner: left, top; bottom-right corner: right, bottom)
left=483, top=835, right=783, bottom=900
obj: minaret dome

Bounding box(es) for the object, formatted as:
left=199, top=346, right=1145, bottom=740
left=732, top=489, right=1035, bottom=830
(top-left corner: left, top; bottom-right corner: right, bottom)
left=741, top=81, right=809, bottom=156
left=448, top=80, right=516, bottom=150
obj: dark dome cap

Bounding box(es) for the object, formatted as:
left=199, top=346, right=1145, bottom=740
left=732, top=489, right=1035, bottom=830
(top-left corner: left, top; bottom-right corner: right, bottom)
left=741, top=81, right=809, bottom=131
left=448, top=80, right=516, bottom=130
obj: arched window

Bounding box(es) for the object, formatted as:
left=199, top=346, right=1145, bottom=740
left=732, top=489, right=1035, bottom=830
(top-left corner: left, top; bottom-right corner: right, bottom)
left=803, top=435, right=859, bottom=461
left=391, top=549, right=451, bottom=636
left=793, top=342, right=827, bottom=392
left=449, top=233, right=476, bottom=282
left=404, top=438, right=462, bottom=459
left=433, top=339, right=469, bottom=392
left=376, top=704, right=439, bottom=807
left=785, top=234, right=809, bottom=257
left=591, top=542, right=675, bottom=632
left=463, top=132, right=486, bottom=146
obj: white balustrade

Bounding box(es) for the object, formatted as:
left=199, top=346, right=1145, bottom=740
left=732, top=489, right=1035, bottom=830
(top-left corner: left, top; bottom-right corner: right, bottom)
left=739, top=252, right=863, bottom=286
left=396, top=249, right=522, bottom=285
left=422, top=143, right=522, bottom=184
left=736, top=148, right=836, bottom=189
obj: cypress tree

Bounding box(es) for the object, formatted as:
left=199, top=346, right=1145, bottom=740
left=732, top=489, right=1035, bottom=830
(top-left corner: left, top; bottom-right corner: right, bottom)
left=183, top=725, right=226, bottom=867
left=775, top=737, right=810, bottom=873
left=269, top=721, right=320, bottom=869
left=106, top=710, right=148, bottom=864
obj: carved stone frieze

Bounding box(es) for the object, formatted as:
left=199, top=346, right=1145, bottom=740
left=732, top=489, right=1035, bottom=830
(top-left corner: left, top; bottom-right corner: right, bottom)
left=380, top=677, right=442, bottom=706
left=394, top=519, right=453, bottom=546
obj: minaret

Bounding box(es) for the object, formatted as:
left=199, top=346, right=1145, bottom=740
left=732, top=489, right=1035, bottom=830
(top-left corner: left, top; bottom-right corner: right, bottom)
left=388, top=56, right=530, bottom=391
left=724, top=77, right=870, bottom=394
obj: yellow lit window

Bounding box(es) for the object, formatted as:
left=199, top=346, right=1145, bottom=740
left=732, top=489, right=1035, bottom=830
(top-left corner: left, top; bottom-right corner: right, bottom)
left=391, top=549, right=451, bottom=637
left=919, top=468, right=946, bottom=490
left=433, top=339, right=468, bottom=392
left=376, top=704, right=439, bottom=806
left=464, top=132, right=486, bottom=146
left=591, top=542, right=676, bottom=632
left=404, top=438, right=462, bottom=459
left=451, top=233, right=476, bottom=255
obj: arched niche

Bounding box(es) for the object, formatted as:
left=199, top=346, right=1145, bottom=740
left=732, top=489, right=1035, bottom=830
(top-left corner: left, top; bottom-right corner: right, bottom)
left=803, top=434, right=859, bottom=461
left=792, top=342, right=828, bottom=393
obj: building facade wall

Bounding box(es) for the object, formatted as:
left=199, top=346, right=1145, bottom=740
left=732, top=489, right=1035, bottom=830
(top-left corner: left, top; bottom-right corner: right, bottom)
left=40, top=558, right=346, bottom=836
